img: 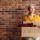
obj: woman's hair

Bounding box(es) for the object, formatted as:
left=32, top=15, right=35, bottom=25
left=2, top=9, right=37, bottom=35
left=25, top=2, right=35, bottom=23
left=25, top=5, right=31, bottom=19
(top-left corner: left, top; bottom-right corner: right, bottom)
left=28, top=4, right=35, bottom=12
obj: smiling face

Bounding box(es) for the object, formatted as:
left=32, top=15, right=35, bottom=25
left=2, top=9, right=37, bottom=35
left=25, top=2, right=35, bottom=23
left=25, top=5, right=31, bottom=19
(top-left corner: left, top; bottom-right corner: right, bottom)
left=29, top=7, right=34, bottom=13
left=28, top=6, right=35, bottom=15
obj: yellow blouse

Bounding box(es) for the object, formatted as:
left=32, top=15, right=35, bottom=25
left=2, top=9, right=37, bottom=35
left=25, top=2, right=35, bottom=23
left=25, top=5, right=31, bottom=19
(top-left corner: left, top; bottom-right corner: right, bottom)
left=24, top=14, right=40, bottom=22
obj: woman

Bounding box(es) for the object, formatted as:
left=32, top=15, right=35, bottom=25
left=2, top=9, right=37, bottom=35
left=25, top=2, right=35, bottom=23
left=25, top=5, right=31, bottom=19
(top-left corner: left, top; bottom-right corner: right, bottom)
left=24, top=4, right=40, bottom=22
left=24, top=4, right=40, bottom=40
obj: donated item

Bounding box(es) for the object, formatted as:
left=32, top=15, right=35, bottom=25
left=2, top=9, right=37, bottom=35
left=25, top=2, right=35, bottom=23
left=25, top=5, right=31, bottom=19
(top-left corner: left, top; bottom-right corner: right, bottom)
left=18, top=23, right=36, bottom=27
left=18, top=21, right=36, bottom=27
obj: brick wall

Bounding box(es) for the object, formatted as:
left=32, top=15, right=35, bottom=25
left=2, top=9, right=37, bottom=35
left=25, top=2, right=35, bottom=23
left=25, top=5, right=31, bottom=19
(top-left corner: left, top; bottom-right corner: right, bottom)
left=0, top=0, right=40, bottom=40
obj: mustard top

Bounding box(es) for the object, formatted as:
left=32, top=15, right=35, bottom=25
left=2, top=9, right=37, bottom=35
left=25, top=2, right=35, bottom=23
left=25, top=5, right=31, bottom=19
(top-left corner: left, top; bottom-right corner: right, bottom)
left=24, top=14, right=40, bottom=22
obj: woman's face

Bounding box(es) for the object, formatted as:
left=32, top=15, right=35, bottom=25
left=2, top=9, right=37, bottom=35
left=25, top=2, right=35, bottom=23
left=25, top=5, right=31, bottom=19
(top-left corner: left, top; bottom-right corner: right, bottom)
left=29, top=7, right=34, bottom=13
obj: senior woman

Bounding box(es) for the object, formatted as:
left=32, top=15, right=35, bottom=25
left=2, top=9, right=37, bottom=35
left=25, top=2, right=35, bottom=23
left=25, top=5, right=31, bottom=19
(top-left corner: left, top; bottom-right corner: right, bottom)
left=23, top=4, right=40, bottom=40
left=24, top=4, right=40, bottom=22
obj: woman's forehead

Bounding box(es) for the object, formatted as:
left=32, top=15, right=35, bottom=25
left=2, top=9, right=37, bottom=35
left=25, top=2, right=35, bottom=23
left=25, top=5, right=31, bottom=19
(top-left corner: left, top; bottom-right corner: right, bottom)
left=30, top=7, right=34, bottom=8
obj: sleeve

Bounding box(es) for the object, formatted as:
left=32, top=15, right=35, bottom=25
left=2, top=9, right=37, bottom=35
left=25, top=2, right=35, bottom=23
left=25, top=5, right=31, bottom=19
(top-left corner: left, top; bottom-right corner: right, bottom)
left=24, top=16, right=27, bottom=21
left=36, top=15, right=40, bottom=22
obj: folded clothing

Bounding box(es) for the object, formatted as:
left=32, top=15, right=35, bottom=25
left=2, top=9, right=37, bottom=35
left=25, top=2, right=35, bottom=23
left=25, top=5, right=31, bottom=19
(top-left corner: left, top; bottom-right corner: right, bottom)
left=18, top=23, right=34, bottom=27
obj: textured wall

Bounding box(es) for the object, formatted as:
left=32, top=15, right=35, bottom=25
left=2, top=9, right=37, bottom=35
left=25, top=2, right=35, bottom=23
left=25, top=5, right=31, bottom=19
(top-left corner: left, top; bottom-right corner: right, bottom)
left=0, top=0, right=40, bottom=40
